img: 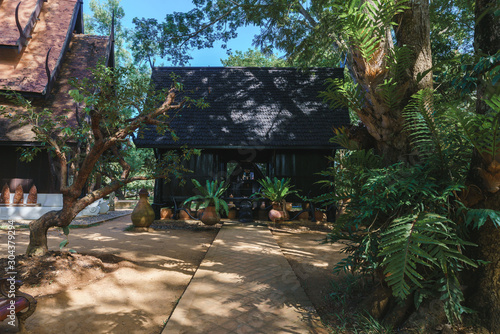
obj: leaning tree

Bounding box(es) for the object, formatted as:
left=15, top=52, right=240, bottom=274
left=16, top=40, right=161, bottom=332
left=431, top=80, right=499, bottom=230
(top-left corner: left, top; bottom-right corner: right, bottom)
left=0, top=64, right=203, bottom=256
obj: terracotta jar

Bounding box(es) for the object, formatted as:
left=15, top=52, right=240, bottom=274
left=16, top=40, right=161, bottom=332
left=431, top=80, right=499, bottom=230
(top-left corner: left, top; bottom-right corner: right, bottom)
left=178, top=209, right=191, bottom=220
left=314, top=210, right=326, bottom=222
left=160, top=207, right=172, bottom=219
left=298, top=211, right=309, bottom=221
left=269, top=203, right=283, bottom=223
left=131, top=189, right=155, bottom=228
left=227, top=208, right=238, bottom=220
left=201, top=206, right=220, bottom=225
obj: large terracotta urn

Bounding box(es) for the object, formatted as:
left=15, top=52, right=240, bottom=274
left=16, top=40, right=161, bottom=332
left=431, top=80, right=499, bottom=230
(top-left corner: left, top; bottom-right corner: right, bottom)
left=131, top=189, right=155, bottom=229
left=201, top=206, right=220, bottom=225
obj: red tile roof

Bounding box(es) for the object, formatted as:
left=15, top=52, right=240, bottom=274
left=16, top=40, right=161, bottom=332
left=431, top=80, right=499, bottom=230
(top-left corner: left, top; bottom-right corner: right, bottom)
left=0, top=0, right=39, bottom=47
left=0, top=0, right=79, bottom=94
left=0, top=34, right=110, bottom=142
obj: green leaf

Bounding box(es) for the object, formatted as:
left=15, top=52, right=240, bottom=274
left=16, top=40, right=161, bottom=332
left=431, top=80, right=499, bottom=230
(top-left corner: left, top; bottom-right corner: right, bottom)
left=59, top=239, right=69, bottom=249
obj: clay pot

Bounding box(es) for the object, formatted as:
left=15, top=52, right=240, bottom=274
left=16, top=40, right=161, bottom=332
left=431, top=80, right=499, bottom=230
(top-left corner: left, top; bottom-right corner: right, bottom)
left=160, top=207, right=172, bottom=219
left=269, top=203, right=284, bottom=223
left=285, top=202, right=293, bottom=212
left=228, top=208, right=238, bottom=220
left=131, top=189, right=155, bottom=228
left=178, top=209, right=191, bottom=220
left=201, top=206, right=220, bottom=225
left=298, top=211, right=309, bottom=221
left=314, top=210, right=326, bottom=222
left=269, top=209, right=282, bottom=222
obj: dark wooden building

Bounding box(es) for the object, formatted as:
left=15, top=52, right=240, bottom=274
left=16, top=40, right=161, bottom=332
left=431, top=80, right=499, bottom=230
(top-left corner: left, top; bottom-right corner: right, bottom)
left=134, top=67, right=350, bottom=215
left=0, top=0, right=114, bottom=193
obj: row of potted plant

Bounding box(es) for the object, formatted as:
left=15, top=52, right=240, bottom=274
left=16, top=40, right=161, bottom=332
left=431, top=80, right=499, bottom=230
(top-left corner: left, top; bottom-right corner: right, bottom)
left=176, top=177, right=300, bottom=225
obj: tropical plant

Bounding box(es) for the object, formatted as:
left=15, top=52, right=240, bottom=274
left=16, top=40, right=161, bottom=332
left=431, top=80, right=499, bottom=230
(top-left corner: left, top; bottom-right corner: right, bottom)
left=183, top=179, right=230, bottom=216
left=323, top=90, right=497, bottom=324
left=252, top=177, right=297, bottom=205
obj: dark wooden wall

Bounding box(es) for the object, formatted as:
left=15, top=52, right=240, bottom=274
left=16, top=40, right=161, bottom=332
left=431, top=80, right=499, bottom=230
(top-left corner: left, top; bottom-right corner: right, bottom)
left=153, top=148, right=334, bottom=212
left=0, top=146, right=57, bottom=193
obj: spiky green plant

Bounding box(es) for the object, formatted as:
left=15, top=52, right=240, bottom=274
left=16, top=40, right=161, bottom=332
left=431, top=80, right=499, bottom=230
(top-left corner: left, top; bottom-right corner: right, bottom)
left=184, top=179, right=230, bottom=216
left=252, top=177, right=297, bottom=204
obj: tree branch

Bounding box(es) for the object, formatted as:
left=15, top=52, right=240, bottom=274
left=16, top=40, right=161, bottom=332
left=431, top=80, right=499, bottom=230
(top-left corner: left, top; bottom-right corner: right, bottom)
left=296, top=3, right=318, bottom=28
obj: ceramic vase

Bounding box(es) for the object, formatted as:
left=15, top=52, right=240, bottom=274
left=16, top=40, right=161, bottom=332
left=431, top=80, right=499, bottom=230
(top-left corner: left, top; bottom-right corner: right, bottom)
left=227, top=208, right=238, bottom=220
left=178, top=209, right=191, bottom=220
left=201, top=206, right=220, bottom=225
left=269, top=203, right=283, bottom=223
left=160, top=207, right=172, bottom=219
left=131, top=189, right=155, bottom=228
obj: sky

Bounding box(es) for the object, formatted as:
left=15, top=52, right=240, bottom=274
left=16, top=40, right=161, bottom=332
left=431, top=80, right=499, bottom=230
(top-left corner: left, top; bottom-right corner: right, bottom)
left=83, top=0, right=261, bottom=66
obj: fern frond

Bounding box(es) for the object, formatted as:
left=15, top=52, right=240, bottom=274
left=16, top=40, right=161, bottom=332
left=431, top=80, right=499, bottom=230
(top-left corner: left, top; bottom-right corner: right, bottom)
left=330, top=126, right=360, bottom=150
left=380, top=214, right=438, bottom=299
left=403, top=89, right=447, bottom=165
left=379, top=78, right=404, bottom=112
left=464, top=208, right=500, bottom=229
left=321, top=77, right=365, bottom=115
left=452, top=98, right=500, bottom=162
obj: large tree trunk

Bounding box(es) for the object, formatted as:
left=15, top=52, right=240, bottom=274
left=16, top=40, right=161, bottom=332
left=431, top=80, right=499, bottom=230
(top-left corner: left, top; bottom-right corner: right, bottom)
left=26, top=212, right=63, bottom=256
left=26, top=197, right=80, bottom=256
left=351, top=0, right=433, bottom=164
left=465, top=0, right=500, bottom=331
left=466, top=194, right=500, bottom=332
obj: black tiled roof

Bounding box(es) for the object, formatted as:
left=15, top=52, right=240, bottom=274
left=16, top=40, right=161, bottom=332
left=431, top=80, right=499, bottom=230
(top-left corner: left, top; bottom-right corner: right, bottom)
left=134, top=67, right=349, bottom=149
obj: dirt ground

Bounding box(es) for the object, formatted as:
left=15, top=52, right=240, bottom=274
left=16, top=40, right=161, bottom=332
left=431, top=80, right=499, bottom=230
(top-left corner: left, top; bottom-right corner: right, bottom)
left=0, top=216, right=345, bottom=334
left=0, top=217, right=218, bottom=334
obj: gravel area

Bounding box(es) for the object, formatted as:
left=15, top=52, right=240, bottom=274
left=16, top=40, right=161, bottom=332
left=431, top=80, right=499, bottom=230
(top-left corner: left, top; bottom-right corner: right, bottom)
left=0, top=209, right=133, bottom=228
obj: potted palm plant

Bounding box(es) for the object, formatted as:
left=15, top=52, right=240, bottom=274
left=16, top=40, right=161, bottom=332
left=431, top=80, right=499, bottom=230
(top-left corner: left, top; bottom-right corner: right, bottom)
left=183, top=179, right=230, bottom=225
left=252, top=177, right=297, bottom=222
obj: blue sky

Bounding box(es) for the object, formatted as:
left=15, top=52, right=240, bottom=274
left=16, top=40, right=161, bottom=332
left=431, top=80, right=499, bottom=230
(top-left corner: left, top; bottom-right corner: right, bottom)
left=83, top=0, right=260, bottom=66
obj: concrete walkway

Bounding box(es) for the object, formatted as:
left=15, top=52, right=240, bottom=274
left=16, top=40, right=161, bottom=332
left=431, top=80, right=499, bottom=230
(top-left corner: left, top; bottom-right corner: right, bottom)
left=162, top=221, right=327, bottom=334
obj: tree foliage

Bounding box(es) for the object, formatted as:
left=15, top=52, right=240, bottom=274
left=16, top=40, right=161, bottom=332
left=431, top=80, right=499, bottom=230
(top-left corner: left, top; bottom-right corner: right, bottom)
left=220, top=48, right=286, bottom=67
left=0, top=63, right=205, bottom=255
left=84, top=0, right=131, bottom=65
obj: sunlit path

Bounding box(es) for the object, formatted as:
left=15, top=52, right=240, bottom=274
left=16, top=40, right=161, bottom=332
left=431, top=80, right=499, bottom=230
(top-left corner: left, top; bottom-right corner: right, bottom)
left=163, top=221, right=326, bottom=334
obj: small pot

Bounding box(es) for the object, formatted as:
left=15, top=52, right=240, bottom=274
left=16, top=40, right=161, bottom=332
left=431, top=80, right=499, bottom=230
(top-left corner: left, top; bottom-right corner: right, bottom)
left=314, top=210, right=326, bottom=222
left=269, top=209, right=282, bottom=222
left=228, top=208, right=238, bottom=220
left=160, top=207, right=172, bottom=219
left=178, top=209, right=191, bottom=220
left=298, top=211, right=309, bottom=221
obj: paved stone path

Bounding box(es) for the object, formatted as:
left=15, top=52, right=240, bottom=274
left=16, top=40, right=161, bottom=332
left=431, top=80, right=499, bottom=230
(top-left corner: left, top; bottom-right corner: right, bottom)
left=162, top=221, right=327, bottom=334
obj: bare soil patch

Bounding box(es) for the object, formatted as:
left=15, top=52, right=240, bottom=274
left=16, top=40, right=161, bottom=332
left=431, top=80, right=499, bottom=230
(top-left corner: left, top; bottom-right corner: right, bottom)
left=0, top=216, right=218, bottom=334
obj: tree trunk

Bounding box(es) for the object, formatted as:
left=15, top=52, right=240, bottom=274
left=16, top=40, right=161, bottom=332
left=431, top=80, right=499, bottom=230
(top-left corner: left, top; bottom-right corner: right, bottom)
left=26, top=196, right=82, bottom=256
left=350, top=0, right=433, bottom=164
left=475, top=0, right=500, bottom=114
left=464, top=192, right=500, bottom=332
left=464, top=0, right=500, bottom=331
left=26, top=211, right=61, bottom=256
